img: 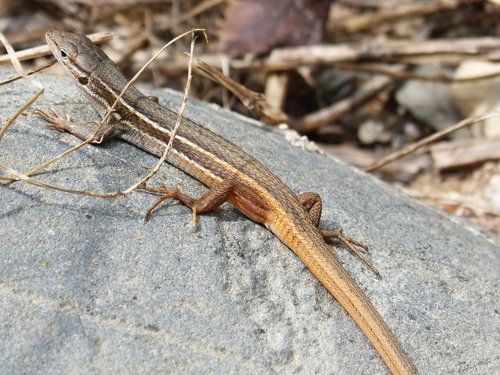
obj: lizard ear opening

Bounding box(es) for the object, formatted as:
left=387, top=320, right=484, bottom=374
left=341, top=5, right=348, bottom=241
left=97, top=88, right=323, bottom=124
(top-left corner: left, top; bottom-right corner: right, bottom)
left=78, top=76, right=89, bottom=85
left=60, top=50, right=68, bottom=59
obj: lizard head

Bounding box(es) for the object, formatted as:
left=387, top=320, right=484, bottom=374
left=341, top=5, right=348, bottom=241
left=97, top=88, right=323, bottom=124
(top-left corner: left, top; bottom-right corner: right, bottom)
left=45, top=29, right=107, bottom=79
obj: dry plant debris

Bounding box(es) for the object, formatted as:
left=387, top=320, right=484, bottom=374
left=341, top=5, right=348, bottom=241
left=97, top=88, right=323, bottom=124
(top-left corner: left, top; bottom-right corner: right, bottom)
left=1, top=0, right=499, bottom=235
left=405, top=162, right=500, bottom=235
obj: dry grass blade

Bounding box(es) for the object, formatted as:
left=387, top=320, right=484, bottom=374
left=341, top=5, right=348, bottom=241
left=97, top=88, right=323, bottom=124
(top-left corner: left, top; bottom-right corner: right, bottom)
left=0, top=59, right=57, bottom=85
left=100, top=28, right=206, bottom=130
left=0, top=33, right=44, bottom=142
left=25, top=111, right=101, bottom=177
left=126, top=29, right=200, bottom=196
left=139, top=31, right=199, bottom=212
left=159, top=0, right=226, bottom=31
left=0, top=92, right=43, bottom=141
left=365, top=112, right=500, bottom=172
left=0, top=163, right=108, bottom=196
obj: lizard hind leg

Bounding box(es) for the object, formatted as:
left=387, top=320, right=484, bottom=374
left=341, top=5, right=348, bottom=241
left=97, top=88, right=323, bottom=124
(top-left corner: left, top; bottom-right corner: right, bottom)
left=141, top=179, right=235, bottom=227
left=297, top=192, right=379, bottom=275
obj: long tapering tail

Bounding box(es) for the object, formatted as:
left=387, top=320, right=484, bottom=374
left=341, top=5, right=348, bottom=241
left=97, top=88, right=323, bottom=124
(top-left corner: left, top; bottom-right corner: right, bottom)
left=296, top=238, right=416, bottom=374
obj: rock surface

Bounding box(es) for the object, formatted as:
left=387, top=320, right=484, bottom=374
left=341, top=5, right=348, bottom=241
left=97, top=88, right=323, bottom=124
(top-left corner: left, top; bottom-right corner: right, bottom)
left=1, top=71, right=499, bottom=375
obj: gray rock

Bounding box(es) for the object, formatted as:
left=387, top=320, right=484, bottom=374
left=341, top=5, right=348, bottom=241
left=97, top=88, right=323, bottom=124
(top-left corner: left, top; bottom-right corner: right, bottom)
left=1, top=71, right=499, bottom=375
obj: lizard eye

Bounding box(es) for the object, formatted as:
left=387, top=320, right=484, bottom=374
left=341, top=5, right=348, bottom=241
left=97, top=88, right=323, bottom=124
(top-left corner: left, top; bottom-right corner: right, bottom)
left=60, top=50, right=68, bottom=59
left=78, top=76, right=89, bottom=85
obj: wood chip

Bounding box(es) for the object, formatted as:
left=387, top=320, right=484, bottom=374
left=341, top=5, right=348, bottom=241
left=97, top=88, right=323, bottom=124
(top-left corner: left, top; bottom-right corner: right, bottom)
left=430, top=137, right=500, bottom=170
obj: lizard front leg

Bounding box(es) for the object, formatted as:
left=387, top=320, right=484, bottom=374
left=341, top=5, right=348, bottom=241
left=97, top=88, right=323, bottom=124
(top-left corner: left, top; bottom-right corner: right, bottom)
left=35, top=108, right=117, bottom=144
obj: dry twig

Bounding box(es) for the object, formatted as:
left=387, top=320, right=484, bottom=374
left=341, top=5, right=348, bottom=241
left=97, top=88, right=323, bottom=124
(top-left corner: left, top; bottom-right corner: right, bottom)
left=190, top=37, right=500, bottom=73
left=333, top=1, right=469, bottom=34
left=290, top=71, right=400, bottom=133
left=0, top=31, right=113, bottom=65
left=332, top=62, right=500, bottom=83
left=196, top=60, right=288, bottom=125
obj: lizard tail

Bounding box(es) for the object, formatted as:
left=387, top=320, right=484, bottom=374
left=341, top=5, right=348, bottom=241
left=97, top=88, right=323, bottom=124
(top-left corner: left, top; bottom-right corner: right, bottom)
left=296, top=239, right=416, bottom=375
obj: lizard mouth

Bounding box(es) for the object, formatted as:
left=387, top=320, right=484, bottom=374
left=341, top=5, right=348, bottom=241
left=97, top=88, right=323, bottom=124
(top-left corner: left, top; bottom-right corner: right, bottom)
left=45, top=30, right=58, bottom=54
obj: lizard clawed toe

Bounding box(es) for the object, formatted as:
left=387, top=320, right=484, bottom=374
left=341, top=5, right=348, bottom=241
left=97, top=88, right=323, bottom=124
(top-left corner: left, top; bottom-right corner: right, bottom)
left=140, top=183, right=193, bottom=223
left=321, top=228, right=379, bottom=276
left=35, top=108, right=73, bottom=132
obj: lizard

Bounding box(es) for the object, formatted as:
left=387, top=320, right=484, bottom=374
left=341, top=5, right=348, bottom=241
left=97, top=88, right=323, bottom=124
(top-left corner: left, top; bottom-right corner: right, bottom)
left=38, top=29, right=415, bottom=374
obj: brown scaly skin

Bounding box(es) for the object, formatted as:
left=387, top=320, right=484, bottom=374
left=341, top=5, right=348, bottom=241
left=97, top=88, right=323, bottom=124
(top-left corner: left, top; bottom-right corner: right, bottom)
left=40, top=30, right=416, bottom=374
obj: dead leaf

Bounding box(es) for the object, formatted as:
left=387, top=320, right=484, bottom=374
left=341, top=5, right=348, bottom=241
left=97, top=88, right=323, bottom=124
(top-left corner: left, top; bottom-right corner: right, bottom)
left=219, top=0, right=331, bottom=56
